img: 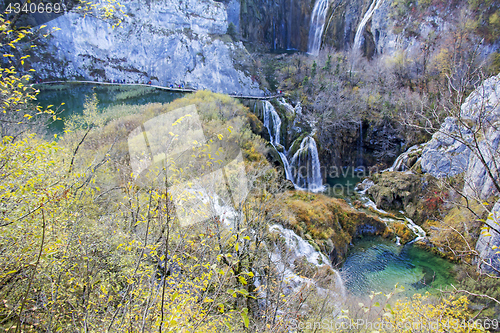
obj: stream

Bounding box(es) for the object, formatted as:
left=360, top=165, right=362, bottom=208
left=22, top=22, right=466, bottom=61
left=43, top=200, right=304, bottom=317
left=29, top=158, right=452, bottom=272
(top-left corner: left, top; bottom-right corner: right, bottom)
left=36, top=85, right=456, bottom=301
left=327, top=175, right=455, bottom=298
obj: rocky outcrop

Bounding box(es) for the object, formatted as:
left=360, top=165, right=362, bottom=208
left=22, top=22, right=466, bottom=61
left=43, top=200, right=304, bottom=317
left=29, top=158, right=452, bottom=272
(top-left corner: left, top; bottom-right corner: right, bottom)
left=365, top=171, right=441, bottom=223
left=274, top=191, right=387, bottom=266
left=380, top=73, right=500, bottom=272
left=419, top=117, right=473, bottom=178
left=464, top=129, right=500, bottom=199
left=417, top=74, right=500, bottom=200
left=367, top=171, right=422, bottom=211
left=476, top=200, right=500, bottom=275
left=32, top=0, right=263, bottom=96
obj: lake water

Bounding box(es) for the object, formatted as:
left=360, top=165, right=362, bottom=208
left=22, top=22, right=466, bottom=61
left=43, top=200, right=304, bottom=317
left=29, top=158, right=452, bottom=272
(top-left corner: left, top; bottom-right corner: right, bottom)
left=325, top=174, right=363, bottom=197
left=340, top=236, right=455, bottom=298
left=34, top=83, right=184, bottom=133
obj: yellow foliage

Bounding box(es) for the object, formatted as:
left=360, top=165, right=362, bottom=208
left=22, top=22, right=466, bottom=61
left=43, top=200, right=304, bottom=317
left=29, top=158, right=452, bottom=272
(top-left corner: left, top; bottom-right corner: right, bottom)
left=383, top=293, right=485, bottom=332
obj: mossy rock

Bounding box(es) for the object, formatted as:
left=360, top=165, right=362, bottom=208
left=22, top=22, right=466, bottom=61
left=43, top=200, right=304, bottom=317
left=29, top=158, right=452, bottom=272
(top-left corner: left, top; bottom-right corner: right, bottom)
left=367, top=171, right=421, bottom=211
left=273, top=191, right=387, bottom=264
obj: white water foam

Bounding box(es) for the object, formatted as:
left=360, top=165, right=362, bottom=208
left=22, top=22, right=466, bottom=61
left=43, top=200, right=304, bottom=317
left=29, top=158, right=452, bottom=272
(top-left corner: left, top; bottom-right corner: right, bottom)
left=308, top=0, right=329, bottom=55
left=353, top=0, right=384, bottom=50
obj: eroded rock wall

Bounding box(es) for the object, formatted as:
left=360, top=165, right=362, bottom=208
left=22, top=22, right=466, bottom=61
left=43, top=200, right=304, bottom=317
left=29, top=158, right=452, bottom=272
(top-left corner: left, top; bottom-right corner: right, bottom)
left=240, top=0, right=314, bottom=51
left=32, top=0, right=263, bottom=96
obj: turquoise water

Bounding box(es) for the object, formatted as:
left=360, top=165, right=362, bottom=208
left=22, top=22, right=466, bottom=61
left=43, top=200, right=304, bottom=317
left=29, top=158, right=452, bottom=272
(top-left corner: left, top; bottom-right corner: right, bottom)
left=34, top=83, right=184, bottom=133
left=340, top=237, right=455, bottom=298
left=325, top=174, right=363, bottom=197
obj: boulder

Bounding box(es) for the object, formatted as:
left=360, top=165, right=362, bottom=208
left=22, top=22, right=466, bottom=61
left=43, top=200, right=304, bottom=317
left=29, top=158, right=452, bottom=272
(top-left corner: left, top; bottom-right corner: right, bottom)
left=367, top=171, right=422, bottom=211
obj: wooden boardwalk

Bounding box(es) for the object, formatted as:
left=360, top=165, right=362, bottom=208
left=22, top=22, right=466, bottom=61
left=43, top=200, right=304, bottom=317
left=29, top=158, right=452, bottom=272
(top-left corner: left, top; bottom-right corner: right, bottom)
left=32, top=80, right=283, bottom=100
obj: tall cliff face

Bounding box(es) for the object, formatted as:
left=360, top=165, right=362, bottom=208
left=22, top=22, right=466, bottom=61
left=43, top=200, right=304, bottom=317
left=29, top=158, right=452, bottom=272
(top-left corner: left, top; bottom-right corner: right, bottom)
left=378, top=74, right=500, bottom=272
left=321, top=0, right=427, bottom=57
left=32, top=0, right=263, bottom=96
left=240, top=0, right=314, bottom=51
left=238, top=0, right=451, bottom=58
left=238, top=0, right=399, bottom=55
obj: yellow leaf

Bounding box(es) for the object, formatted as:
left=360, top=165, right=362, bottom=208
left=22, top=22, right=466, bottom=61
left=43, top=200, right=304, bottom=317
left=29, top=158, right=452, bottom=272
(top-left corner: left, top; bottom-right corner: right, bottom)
left=100, top=285, right=108, bottom=295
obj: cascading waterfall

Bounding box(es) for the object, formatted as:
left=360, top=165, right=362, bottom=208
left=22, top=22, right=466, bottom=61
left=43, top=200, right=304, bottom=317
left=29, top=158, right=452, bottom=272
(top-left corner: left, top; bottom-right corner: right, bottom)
left=269, top=224, right=346, bottom=298
left=262, top=101, right=324, bottom=192
left=307, top=0, right=329, bottom=56
left=291, top=136, right=325, bottom=192
left=354, top=179, right=426, bottom=243
left=287, top=0, right=293, bottom=50
left=353, top=0, right=384, bottom=50
left=385, top=144, right=425, bottom=172
left=263, top=101, right=294, bottom=181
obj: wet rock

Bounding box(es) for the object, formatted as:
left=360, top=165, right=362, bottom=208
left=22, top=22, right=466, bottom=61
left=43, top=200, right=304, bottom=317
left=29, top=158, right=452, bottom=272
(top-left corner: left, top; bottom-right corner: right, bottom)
left=240, top=0, right=312, bottom=51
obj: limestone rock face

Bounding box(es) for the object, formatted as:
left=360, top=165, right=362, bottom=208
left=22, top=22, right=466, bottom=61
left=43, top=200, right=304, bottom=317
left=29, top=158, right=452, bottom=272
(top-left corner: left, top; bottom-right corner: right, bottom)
left=419, top=117, right=473, bottom=178
left=367, top=171, right=422, bottom=211
left=239, top=0, right=313, bottom=52
left=320, top=0, right=445, bottom=58
left=464, top=129, right=500, bottom=199
left=385, top=73, right=500, bottom=273
left=475, top=200, right=500, bottom=274
left=33, top=0, right=263, bottom=96
left=417, top=74, right=500, bottom=200
left=461, top=75, right=500, bottom=123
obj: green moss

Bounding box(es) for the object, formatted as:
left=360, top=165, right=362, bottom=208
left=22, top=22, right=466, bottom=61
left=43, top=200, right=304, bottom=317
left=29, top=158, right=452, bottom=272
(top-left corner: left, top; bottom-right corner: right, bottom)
left=274, top=191, right=387, bottom=261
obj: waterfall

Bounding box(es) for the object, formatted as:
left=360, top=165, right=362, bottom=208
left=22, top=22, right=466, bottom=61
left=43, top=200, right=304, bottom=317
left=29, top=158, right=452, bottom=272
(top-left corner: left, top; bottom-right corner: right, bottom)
left=291, top=136, right=325, bottom=192
left=262, top=101, right=324, bottom=192
left=263, top=101, right=282, bottom=148
left=405, top=217, right=426, bottom=243
left=269, top=224, right=346, bottom=299
left=287, top=0, right=292, bottom=50
left=354, top=179, right=427, bottom=244
left=357, top=120, right=363, bottom=167
left=353, top=0, right=384, bottom=50
left=307, top=0, right=329, bottom=56
left=263, top=101, right=294, bottom=181
left=272, top=17, right=277, bottom=50
left=385, top=144, right=425, bottom=172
